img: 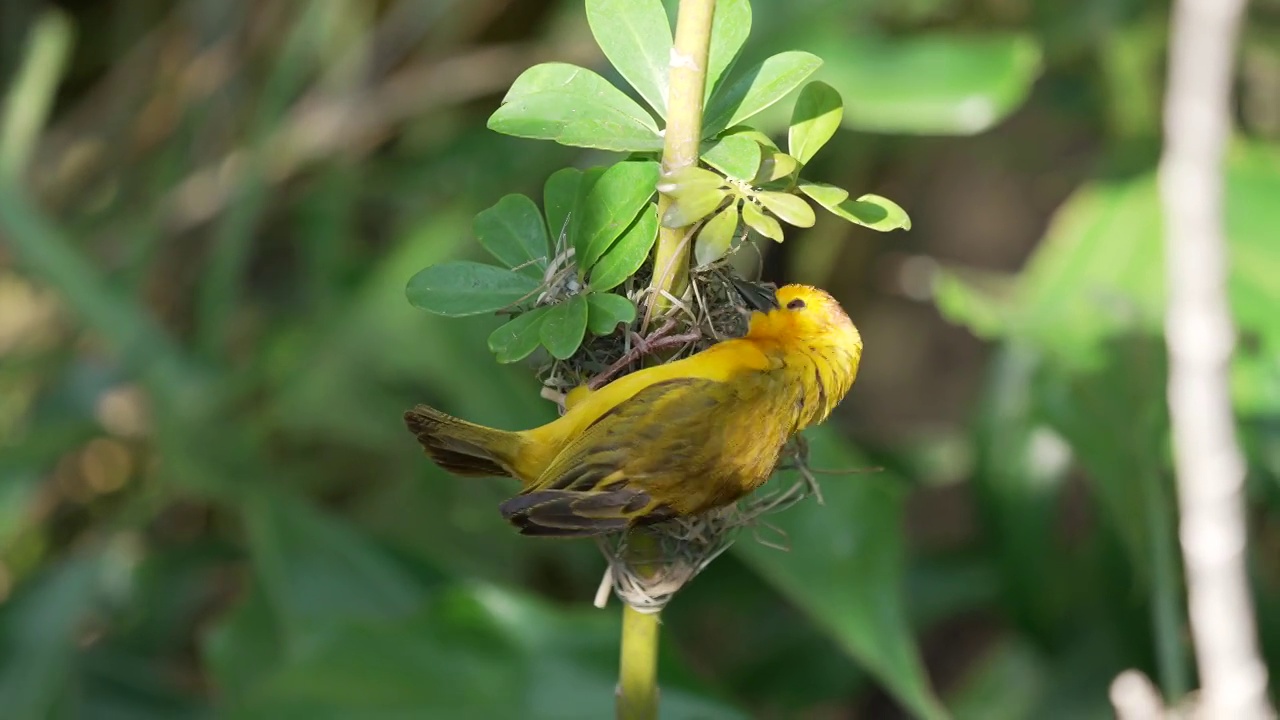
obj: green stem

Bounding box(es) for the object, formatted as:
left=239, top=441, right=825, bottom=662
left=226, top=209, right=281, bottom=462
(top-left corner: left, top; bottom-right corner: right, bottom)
left=0, top=8, right=73, bottom=181
left=617, top=2, right=716, bottom=719
left=647, top=0, right=716, bottom=319
left=618, top=604, right=661, bottom=720
left=1145, top=464, right=1190, bottom=698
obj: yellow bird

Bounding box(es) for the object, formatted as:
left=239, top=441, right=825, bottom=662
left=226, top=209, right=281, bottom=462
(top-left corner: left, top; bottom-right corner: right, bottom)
left=404, top=282, right=863, bottom=537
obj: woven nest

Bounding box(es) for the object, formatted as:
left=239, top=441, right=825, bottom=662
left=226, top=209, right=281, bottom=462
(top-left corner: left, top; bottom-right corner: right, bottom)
left=522, top=243, right=826, bottom=613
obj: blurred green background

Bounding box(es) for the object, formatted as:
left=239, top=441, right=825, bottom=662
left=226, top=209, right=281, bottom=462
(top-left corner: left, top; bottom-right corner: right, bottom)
left=2, top=0, right=1280, bottom=718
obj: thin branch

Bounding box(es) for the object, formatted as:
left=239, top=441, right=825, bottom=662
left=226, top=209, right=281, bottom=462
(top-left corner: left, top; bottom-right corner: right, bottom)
left=1160, top=0, right=1274, bottom=717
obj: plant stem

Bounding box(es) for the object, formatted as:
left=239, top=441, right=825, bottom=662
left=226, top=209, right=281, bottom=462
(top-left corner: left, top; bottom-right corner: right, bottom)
left=647, top=0, right=716, bottom=318
left=1160, top=0, right=1274, bottom=717
left=616, top=2, right=716, bottom=719
left=618, top=604, right=661, bottom=720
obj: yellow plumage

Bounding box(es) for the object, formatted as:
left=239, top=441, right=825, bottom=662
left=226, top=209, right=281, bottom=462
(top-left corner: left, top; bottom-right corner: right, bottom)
left=404, top=283, right=863, bottom=537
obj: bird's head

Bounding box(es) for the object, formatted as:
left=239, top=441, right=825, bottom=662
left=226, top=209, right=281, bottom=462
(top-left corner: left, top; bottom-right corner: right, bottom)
left=735, top=281, right=863, bottom=357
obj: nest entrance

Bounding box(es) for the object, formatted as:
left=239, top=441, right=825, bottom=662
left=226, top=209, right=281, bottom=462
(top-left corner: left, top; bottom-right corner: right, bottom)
left=529, top=257, right=828, bottom=613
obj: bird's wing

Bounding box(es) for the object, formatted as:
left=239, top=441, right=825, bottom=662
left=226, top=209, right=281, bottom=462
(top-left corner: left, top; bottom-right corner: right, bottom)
left=498, top=373, right=791, bottom=537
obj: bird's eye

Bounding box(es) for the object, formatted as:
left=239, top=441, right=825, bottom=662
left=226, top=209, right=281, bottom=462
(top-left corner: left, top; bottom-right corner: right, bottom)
left=786, top=298, right=806, bottom=310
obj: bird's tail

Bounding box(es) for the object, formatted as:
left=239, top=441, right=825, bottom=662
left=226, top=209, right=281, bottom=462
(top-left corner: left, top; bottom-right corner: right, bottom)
left=404, top=405, right=525, bottom=479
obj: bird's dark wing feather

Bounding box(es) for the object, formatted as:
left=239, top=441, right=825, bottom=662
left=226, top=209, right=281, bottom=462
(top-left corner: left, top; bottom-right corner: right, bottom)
left=499, top=375, right=791, bottom=537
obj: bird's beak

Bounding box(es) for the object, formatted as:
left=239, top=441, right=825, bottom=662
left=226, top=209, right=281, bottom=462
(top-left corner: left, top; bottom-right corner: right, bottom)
left=730, top=276, right=781, bottom=312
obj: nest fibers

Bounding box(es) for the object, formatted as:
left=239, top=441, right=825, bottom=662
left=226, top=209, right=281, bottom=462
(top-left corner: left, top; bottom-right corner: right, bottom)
left=522, top=247, right=827, bottom=614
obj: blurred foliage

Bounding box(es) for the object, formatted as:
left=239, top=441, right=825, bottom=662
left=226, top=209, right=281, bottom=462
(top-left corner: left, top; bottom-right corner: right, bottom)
left=1, top=1, right=1279, bottom=719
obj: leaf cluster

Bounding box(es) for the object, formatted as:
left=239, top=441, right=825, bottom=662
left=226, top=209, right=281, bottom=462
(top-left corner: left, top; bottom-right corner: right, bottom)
left=406, top=0, right=910, bottom=363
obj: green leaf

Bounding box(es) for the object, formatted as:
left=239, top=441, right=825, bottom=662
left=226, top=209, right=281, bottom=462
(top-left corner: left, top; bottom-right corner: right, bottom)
left=756, top=191, right=815, bottom=228
left=1036, top=336, right=1180, bottom=619
left=932, top=175, right=1164, bottom=369
left=587, top=0, right=673, bottom=118
left=249, top=604, right=523, bottom=718
left=701, top=133, right=762, bottom=181
left=658, top=165, right=727, bottom=196
left=487, top=63, right=662, bottom=152
left=244, top=492, right=426, bottom=641
left=488, top=306, right=552, bottom=363
left=539, top=294, right=589, bottom=360
left=574, top=160, right=660, bottom=271
left=694, top=204, right=740, bottom=267
left=824, top=193, right=912, bottom=232
left=0, top=554, right=103, bottom=718
left=704, top=51, right=823, bottom=137
left=720, top=125, right=779, bottom=151
left=798, top=180, right=848, bottom=207
left=811, top=33, right=1042, bottom=135
left=473, top=194, right=549, bottom=278
left=204, top=586, right=284, bottom=713
left=704, top=0, right=751, bottom=103
left=968, top=345, right=1075, bottom=647
left=788, top=81, right=843, bottom=164
left=585, top=292, right=637, bottom=335
left=662, top=187, right=729, bottom=228
left=733, top=427, right=948, bottom=720
left=947, top=640, right=1047, bottom=720
left=235, top=584, right=747, bottom=719
left=741, top=200, right=783, bottom=241
left=406, top=261, right=541, bottom=317
left=756, top=150, right=799, bottom=185
left=544, top=167, right=583, bottom=245
left=589, top=202, right=658, bottom=291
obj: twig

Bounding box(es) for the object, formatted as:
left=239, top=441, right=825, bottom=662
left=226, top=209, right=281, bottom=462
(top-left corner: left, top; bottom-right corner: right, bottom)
left=588, top=320, right=701, bottom=390
left=1110, top=670, right=1168, bottom=720
left=1159, top=0, right=1274, bottom=717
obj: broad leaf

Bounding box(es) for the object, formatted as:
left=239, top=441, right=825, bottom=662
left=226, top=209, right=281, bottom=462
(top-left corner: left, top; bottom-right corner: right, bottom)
left=741, top=200, right=783, bottom=241
left=812, top=33, right=1042, bottom=135
left=243, top=491, right=426, bottom=643
left=0, top=554, right=103, bottom=718
left=406, top=261, right=541, bottom=317
left=204, top=586, right=285, bottom=712
left=1036, top=336, right=1175, bottom=596
left=733, top=427, right=948, bottom=720
left=488, top=306, right=553, bottom=364
left=231, top=584, right=747, bottom=719
left=756, top=191, right=815, bottom=228
left=574, top=160, right=660, bottom=271
left=474, top=194, right=550, bottom=278
left=789, top=81, right=843, bottom=164
left=756, top=150, right=799, bottom=185
left=798, top=180, right=848, bottom=208
left=589, top=202, right=658, bottom=291
left=544, top=167, right=583, bottom=246
left=703, top=51, right=823, bottom=137
left=587, top=0, right=673, bottom=118
left=968, top=345, right=1075, bottom=645
left=701, top=133, right=762, bottom=181
left=821, top=193, right=912, bottom=232
left=663, top=187, right=729, bottom=228
left=539, top=294, right=589, bottom=360
left=695, top=204, right=740, bottom=267
left=488, top=63, right=662, bottom=152
left=658, top=165, right=727, bottom=196
left=585, top=292, right=637, bottom=335
left=704, top=0, right=752, bottom=103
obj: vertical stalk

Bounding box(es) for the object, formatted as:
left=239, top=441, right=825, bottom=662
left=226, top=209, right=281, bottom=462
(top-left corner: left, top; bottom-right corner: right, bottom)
left=647, top=0, right=716, bottom=315
left=618, top=604, right=661, bottom=720
left=1160, top=0, right=1274, bottom=717
left=616, top=2, right=716, bottom=719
